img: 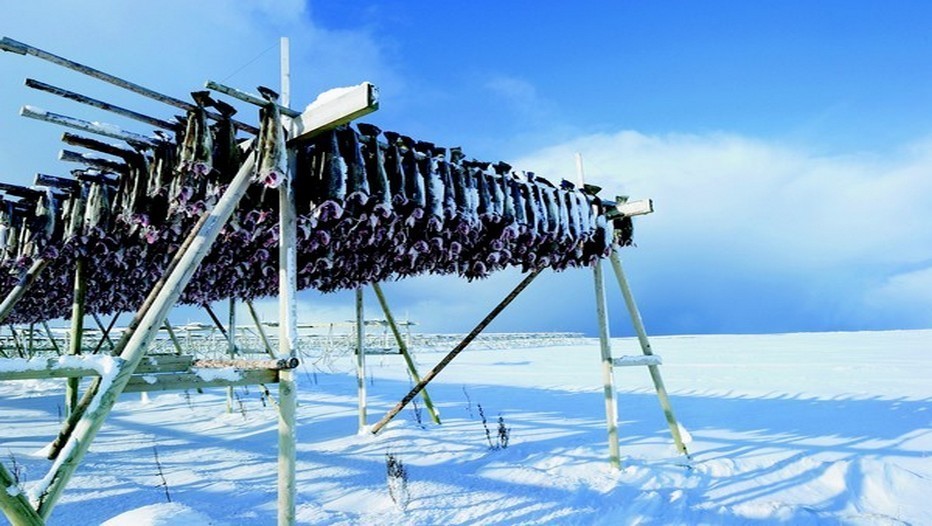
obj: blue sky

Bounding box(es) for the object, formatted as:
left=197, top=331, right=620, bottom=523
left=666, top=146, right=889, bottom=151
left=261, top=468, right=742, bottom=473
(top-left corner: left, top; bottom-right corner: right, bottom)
left=1, top=1, right=930, bottom=336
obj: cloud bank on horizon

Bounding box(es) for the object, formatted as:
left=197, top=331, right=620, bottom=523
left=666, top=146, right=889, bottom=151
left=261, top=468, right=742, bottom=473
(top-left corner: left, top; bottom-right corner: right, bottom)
left=1, top=1, right=929, bottom=335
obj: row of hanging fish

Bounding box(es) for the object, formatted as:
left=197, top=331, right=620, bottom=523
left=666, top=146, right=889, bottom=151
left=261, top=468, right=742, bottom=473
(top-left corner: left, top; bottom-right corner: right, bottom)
left=0, top=88, right=633, bottom=324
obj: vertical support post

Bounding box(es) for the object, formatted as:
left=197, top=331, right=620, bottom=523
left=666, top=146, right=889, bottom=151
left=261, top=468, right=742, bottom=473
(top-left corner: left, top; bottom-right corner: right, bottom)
left=609, top=250, right=689, bottom=457
left=578, top=152, right=620, bottom=469
left=593, top=260, right=620, bottom=469
left=66, top=256, right=86, bottom=417
left=355, top=287, right=367, bottom=431
left=27, top=323, right=34, bottom=356
left=372, top=282, right=441, bottom=424
left=226, top=297, right=236, bottom=413
left=276, top=35, right=297, bottom=526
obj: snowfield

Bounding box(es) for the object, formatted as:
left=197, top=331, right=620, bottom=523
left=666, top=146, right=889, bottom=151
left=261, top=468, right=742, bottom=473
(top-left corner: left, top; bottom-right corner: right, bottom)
left=1, top=330, right=929, bottom=525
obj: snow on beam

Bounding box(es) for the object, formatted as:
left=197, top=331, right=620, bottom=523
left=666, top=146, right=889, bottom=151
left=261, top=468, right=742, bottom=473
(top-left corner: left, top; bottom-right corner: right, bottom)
left=122, top=368, right=278, bottom=393
left=291, top=82, right=379, bottom=141
left=615, top=199, right=653, bottom=217
left=612, top=355, right=663, bottom=367
left=0, top=355, right=115, bottom=382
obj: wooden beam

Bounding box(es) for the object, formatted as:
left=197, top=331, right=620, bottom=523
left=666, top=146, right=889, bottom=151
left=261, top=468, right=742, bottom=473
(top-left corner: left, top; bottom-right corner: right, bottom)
left=0, top=258, right=49, bottom=326
left=291, top=82, right=379, bottom=142
left=612, top=355, right=663, bottom=367
left=614, top=199, right=653, bottom=218
left=371, top=282, right=440, bottom=424
left=0, top=461, right=43, bottom=526
left=205, top=80, right=301, bottom=118
left=21, top=106, right=157, bottom=146
left=245, top=300, right=276, bottom=358
left=123, top=368, right=278, bottom=393
left=1, top=37, right=258, bottom=135
left=277, top=49, right=299, bottom=524
left=0, top=357, right=100, bottom=381
left=25, top=78, right=176, bottom=131
left=593, top=259, right=620, bottom=469
left=59, top=150, right=128, bottom=174
left=65, top=253, right=87, bottom=417
left=370, top=269, right=542, bottom=434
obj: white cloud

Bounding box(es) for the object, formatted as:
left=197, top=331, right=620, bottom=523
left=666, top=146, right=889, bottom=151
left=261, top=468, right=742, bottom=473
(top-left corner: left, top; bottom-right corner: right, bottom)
left=511, top=131, right=932, bottom=272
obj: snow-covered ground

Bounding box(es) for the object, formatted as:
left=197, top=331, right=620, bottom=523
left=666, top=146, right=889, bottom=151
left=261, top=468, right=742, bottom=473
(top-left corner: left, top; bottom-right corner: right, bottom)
left=1, top=330, right=929, bottom=525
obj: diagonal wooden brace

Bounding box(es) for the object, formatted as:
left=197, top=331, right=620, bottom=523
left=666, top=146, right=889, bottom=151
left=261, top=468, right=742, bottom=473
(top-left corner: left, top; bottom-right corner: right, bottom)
left=370, top=268, right=542, bottom=434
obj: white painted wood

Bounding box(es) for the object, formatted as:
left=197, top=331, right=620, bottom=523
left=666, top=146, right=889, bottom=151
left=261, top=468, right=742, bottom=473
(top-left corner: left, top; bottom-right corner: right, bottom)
left=615, top=199, right=653, bottom=217
left=612, top=355, right=663, bottom=367
left=292, top=82, right=379, bottom=141
left=277, top=40, right=298, bottom=525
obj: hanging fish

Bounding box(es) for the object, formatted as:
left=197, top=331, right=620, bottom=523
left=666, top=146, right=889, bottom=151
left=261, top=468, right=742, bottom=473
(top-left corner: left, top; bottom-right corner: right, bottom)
left=211, top=100, right=242, bottom=186
left=399, top=135, right=425, bottom=209
left=336, top=125, right=369, bottom=209
left=415, top=141, right=444, bottom=230
left=355, top=123, right=392, bottom=217
left=255, top=89, right=288, bottom=189
left=382, top=131, right=407, bottom=206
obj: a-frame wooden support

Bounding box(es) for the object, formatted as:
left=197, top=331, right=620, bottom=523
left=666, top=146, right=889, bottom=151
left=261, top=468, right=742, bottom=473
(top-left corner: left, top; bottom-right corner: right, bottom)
left=0, top=35, right=378, bottom=525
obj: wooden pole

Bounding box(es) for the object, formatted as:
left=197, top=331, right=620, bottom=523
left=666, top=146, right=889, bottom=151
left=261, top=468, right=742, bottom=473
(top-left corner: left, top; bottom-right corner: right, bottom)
left=20, top=106, right=157, bottom=146
left=371, top=282, right=441, bottom=424
left=41, top=321, right=61, bottom=355
left=0, top=257, right=49, bottom=325
left=227, top=297, right=236, bottom=413
left=577, top=152, right=620, bottom=469
left=25, top=78, right=176, bottom=131
left=245, top=300, right=276, bottom=358
left=355, top=287, right=367, bottom=431
left=33, top=152, right=258, bottom=520
left=162, top=319, right=184, bottom=355
left=65, top=256, right=86, bottom=417
left=609, top=250, right=689, bottom=458
left=1, top=36, right=259, bottom=134
left=370, top=269, right=542, bottom=434
left=90, top=313, right=115, bottom=352
left=593, top=259, right=620, bottom=469
left=205, top=80, right=300, bottom=118
left=277, top=35, right=297, bottom=526
left=0, top=461, right=43, bottom=526
left=90, top=313, right=120, bottom=354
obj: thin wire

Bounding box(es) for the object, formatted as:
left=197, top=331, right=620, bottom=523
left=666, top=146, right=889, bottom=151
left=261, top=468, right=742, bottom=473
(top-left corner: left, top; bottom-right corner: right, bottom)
left=220, top=41, right=280, bottom=83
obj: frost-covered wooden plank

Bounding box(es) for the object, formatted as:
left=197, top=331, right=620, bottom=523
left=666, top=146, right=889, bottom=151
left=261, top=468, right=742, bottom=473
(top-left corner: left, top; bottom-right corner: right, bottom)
left=25, top=78, right=176, bottom=131
left=123, top=368, right=278, bottom=393
left=133, top=354, right=194, bottom=374
left=192, top=357, right=299, bottom=371
left=615, top=199, right=653, bottom=217
left=292, top=82, right=379, bottom=141
left=612, top=355, right=663, bottom=367
left=21, top=106, right=157, bottom=146
left=0, top=356, right=102, bottom=381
